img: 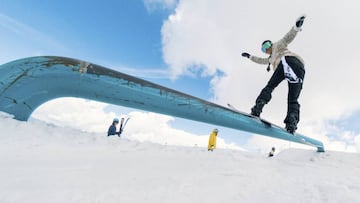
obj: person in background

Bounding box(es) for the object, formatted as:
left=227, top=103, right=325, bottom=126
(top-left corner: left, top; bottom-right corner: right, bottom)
left=107, top=118, right=121, bottom=137
left=208, top=128, right=218, bottom=151
left=268, top=147, right=276, bottom=157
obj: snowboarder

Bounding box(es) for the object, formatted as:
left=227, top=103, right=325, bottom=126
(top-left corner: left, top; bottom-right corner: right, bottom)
left=107, top=118, right=121, bottom=137
left=268, top=147, right=275, bottom=157
left=241, top=15, right=306, bottom=134
left=208, top=128, right=218, bottom=151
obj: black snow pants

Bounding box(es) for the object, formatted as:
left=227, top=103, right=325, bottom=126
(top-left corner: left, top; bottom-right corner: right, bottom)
left=254, top=56, right=305, bottom=127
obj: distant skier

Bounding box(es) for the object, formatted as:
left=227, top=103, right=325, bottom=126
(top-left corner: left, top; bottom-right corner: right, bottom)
left=268, top=147, right=276, bottom=157
left=107, top=118, right=121, bottom=137
left=208, top=128, right=218, bottom=151
left=241, top=15, right=306, bottom=134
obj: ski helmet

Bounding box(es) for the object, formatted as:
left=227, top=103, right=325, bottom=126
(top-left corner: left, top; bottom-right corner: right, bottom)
left=213, top=128, right=218, bottom=133
left=113, top=118, right=119, bottom=123
left=261, top=40, right=272, bottom=53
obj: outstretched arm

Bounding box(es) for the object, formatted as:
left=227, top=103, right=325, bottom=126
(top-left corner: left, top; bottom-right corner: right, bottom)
left=279, top=15, right=306, bottom=45
left=250, top=55, right=269, bottom=65
left=242, top=52, right=269, bottom=65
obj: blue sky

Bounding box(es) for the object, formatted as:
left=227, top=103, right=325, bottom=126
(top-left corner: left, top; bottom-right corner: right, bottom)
left=1, top=1, right=166, bottom=67
left=0, top=0, right=213, bottom=97
left=2, top=0, right=360, bottom=152
left=0, top=0, right=250, bottom=147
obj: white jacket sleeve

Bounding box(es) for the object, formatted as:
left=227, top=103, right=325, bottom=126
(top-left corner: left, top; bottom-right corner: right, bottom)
left=250, top=55, right=269, bottom=65
left=279, top=26, right=300, bottom=46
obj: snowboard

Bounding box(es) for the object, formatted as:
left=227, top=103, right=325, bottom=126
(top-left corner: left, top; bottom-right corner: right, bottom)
left=227, top=104, right=305, bottom=140
left=226, top=103, right=292, bottom=132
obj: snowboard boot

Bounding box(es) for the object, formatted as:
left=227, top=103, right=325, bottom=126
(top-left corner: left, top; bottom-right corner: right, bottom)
left=285, top=123, right=297, bottom=134
left=284, top=113, right=298, bottom=134
left=251, top=100, right=266, bottom=117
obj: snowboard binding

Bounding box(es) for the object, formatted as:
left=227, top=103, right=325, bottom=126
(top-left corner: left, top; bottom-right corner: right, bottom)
left=284, top=113, right=298, bottom=135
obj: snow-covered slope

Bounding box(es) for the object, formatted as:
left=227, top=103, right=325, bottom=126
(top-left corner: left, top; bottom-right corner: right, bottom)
left=0, top=113, right=359, bottom=203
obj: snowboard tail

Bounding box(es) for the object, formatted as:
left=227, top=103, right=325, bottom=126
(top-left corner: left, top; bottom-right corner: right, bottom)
left=227, top=104, right=273, bottom=128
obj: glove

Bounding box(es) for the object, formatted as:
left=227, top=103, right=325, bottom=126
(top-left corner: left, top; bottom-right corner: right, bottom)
left=241, top=52, right=250, bottom=58
left=295, top=15, right=306, bottom=29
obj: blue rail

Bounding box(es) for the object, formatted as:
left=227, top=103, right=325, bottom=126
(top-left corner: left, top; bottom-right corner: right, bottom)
left=0, top=56, right=324, bottom=152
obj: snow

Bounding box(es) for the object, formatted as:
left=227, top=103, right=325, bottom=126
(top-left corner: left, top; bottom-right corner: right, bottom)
left=1, top=112, right=360, bottom=203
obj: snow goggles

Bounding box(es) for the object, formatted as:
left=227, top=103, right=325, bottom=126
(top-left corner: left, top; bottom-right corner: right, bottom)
left=261, top=41, right=272, bottom=53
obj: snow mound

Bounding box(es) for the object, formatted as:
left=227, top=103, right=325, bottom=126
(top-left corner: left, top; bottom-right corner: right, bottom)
left=0, top=112, right=360, bottom=203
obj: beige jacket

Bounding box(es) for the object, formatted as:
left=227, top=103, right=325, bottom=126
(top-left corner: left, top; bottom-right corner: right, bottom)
left=250, top=26, right=304, bottom=70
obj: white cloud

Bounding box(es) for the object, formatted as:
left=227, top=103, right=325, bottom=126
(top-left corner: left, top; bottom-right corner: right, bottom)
left=355, top=135, right=360, bottom=152
left=31, top=98, right=118, bottom=133
left=306, top=121, right=360, bottom=153
left=144, top=0, right=178, bottom=13
left=160, top=0, right=360, bottom=151
left=245, top=120, right=360, bottom=153
left=31, top=98, right=242, bottom=150
left=115, top=66, right=172, bottom=79
left=124, top=111, right=242, bottom=149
